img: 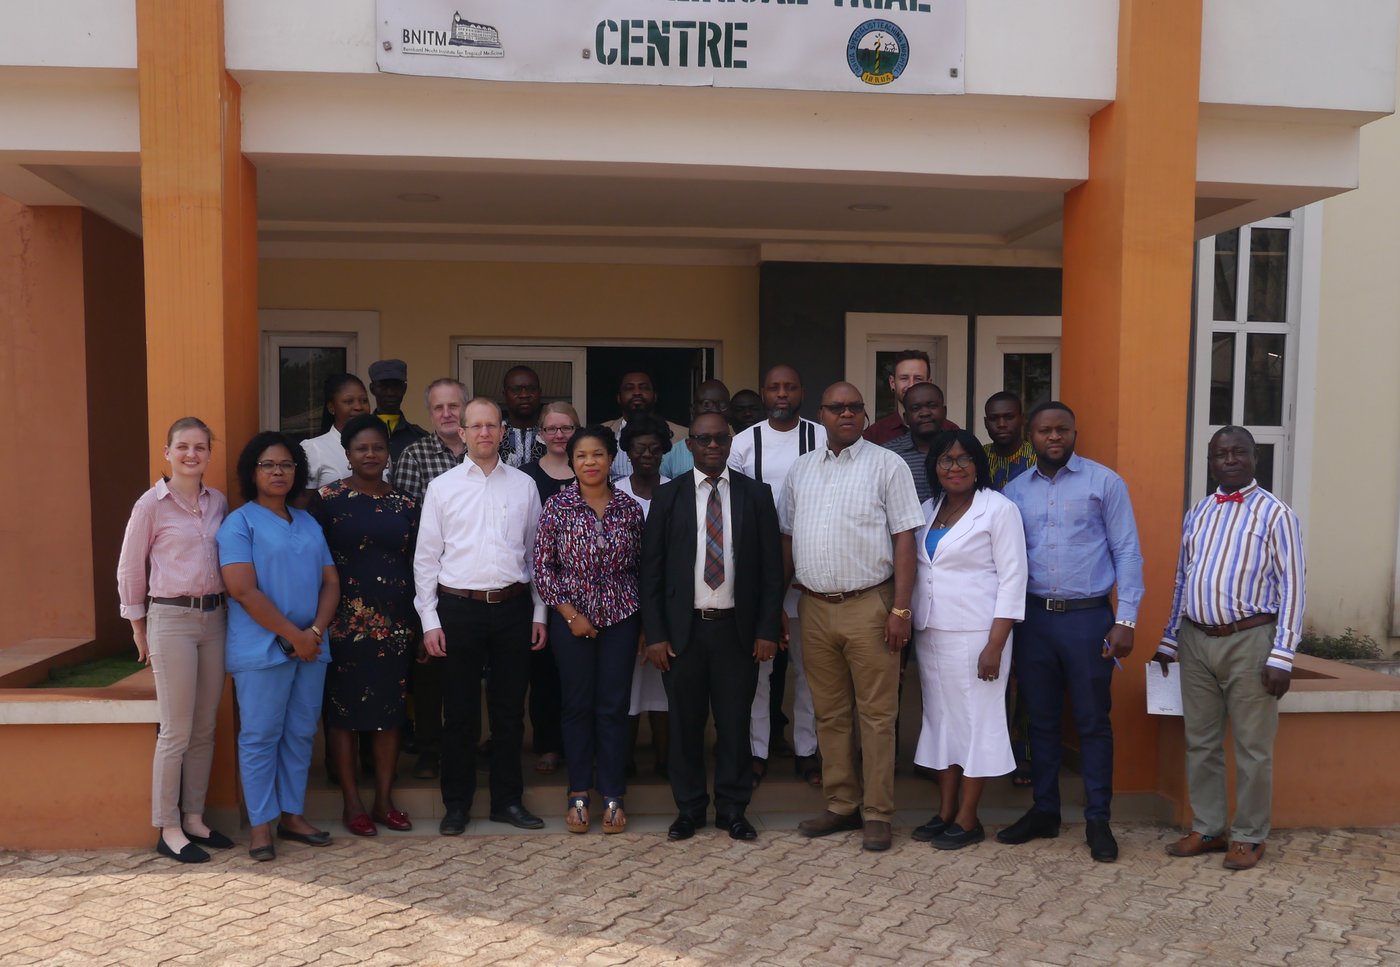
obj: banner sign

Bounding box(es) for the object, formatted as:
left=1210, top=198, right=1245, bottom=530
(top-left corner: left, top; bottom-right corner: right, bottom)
left=375, top=1, right=966, bottom=95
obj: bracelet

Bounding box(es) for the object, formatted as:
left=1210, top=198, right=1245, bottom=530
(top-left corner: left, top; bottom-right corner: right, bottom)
left=311, top=625, right=323, bottom=637
left=565, top=614, right=577, bottom=625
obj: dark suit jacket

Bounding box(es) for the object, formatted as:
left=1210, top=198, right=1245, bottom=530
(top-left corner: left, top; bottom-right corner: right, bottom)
left=640, top=470, right=784, bottom=654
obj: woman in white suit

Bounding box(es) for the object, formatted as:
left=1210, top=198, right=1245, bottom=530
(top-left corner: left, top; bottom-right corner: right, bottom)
left=910, top=429, right=1027, bottom=850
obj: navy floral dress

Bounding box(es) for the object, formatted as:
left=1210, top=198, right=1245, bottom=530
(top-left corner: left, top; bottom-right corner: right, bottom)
left=314, top=481, right=419, bottom=731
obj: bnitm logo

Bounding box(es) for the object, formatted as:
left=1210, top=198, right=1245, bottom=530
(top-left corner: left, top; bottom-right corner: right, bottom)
left=846, top=19, right=909, bottom=87
left=400, top=10, right=503, bottom=59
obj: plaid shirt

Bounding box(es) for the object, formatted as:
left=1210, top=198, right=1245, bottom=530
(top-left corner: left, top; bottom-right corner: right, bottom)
left=391, top=434, right=466, bottom=503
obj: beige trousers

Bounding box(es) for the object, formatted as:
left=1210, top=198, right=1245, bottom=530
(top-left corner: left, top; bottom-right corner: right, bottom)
left=147, top=603, right=226, bottom=827
left=798, top=583, right=899, bottom=822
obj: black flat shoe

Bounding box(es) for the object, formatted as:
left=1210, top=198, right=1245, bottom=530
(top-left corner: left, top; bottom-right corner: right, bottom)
left=932, top=822, right=985, bottom=851
left=717, top=814, right=757, bottom=841
left=439, top=807, right=468, bottom=836
left=275, top=825, right=331, bottom=847
left=489, top=803, right=544, bottom=830
left=911, top=815, right=951, bottom=842
left=184, top=828, right=234, bottom=850
left=1086, top=818, right=1118, bottom=863
left=248, top=843, right=275, bottom=862
left=156, top=835, right=209, bottom=864
left=995, top=808, right=1061, bottom=845
left=667, top=815, right=699, bottom=841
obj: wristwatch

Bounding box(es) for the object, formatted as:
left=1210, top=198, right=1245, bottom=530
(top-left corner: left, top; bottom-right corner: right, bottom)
left=1115, top=620, right=1137, bottom=629
left=890, top=608, right=912, bottom=620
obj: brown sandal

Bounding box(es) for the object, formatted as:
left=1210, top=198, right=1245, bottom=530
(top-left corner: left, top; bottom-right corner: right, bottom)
left=601, top=799, right=627, bottom=834
left=566, top=793, right=589, bottom=834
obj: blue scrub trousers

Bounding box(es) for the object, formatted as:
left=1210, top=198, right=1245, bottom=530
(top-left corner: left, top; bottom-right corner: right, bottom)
left=233, top=659, right=327, bottom=826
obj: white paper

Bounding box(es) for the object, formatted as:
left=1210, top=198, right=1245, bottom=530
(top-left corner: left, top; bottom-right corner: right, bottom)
left=1146, top=663, right=1184, bottom=716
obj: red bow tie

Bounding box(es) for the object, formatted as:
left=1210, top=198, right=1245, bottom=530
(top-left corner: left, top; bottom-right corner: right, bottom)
left=1215, top=492, right=1244, bottom=504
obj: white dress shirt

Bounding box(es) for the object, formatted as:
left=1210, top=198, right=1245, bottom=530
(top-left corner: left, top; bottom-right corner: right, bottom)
left=693, top=468, right=736, bottom=609
left=413, top=457, right=545, bottom=632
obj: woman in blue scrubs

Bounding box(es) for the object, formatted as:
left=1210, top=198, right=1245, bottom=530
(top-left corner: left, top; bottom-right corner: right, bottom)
left=218, top=431, right=340, bottom=861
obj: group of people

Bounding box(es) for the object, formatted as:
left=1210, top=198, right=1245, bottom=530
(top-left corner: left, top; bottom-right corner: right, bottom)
left=118, top=349, right=1305, bottom=873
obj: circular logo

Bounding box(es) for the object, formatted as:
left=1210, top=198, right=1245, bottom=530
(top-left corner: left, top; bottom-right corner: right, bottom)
left=847, top=19, right=910, bottom=87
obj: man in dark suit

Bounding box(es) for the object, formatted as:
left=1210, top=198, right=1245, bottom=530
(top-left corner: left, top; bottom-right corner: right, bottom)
left=641, top=412, right=785, bottom=842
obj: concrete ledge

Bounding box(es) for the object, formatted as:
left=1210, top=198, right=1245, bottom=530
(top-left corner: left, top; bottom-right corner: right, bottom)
left=0, top=637, right=105, bottom=688
left=1281, top=653, right=1400, bottom=712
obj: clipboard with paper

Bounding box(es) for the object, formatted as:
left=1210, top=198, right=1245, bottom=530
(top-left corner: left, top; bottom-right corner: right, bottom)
left=1145, top=663, right=1184, bottom=716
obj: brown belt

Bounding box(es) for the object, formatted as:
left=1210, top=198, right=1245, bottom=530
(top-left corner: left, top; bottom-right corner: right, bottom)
left=794, top=582, right=886, bottom=604
left=1189, top=613, right=1277, bottom=638
left=438, top=582, right=528, bottom=604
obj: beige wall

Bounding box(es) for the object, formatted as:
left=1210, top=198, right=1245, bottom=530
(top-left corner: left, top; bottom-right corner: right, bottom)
left=1311, top=90, right=1400, bottom=643
left=258, top=259, right=760, bottom=426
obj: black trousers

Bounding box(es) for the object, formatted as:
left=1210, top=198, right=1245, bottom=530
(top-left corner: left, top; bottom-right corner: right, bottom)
left=663, top=613, right=759, bottom=819
left=529, top=639, right=564, bottom=755
left=438, top=593, right=531, bottom=812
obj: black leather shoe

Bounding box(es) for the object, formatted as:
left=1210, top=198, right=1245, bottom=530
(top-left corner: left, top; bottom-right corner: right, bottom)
left=995, top=808, right=1061, bottom=845
left=1086, top=818, right=1118, bottom=862
left=717, top=814, right=757, bottom=841
left=932, top=822, right=986, bottom=851
left=489, top=804, right=545, bottom=830
left=439, top=807, right=468, bottom=836
left=184, top=828, right=234, bottom=850
left=667, top=815, right=700, bottom=841
left=156, top=835, right=210, bottom=864
left=911, top=815, right=950, bottom=842
left=248, top=842, right=275, bottom=862
left=275, top=825, right=331, bottom=847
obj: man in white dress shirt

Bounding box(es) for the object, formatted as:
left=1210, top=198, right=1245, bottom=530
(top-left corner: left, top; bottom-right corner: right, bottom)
left=728, top=364, right=826, bottom=788
left=414, top=397, right=548, bottom=835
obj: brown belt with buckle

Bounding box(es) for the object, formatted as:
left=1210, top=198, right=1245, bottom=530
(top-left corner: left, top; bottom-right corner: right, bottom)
left=1189, top=613, right=1277, bottom=638
left=794, top=582, right=886, bottom=604
left=438, top=582, right=528, bottom=604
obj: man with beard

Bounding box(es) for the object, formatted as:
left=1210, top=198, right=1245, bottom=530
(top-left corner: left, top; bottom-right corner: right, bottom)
left=983, top=391, right=1037, bottom=491
left=1000, top=401, right=1144, bottom=863
left=499, top=366, right=545, bottom=468
left=880, top=381, right=948, bottom=502
left=605, top=370, right=689, bottom=480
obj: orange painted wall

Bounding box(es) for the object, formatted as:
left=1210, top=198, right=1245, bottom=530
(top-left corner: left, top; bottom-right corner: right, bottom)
left=1060, top=0, right=1202, bottom=794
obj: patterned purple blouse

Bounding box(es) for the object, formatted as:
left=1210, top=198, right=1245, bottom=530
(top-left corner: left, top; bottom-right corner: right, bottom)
left=532, top=483, right=644, bottom=628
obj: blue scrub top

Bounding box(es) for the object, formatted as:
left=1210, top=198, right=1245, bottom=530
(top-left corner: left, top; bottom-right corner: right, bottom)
left=217, top=502, right=334, bottom=672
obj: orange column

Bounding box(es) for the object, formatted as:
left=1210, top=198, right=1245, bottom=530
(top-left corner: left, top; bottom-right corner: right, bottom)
left=135, top=0, right=258, bottom=496
left=1060, top=0, right=1202, bottom=795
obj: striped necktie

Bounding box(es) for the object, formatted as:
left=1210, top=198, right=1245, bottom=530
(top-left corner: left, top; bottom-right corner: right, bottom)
left=703, top=478, right=724, bottom=590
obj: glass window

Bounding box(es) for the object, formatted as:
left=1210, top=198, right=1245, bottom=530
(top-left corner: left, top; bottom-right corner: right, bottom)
left=1209, top=333, right=1235, bottom=426
left=278, top=346, right=347, bottom=446
left=1243, top=333, right=1286, bottom=426
left=1213, top=228, right=1239, bottom=321
left=1003, top=353, right=1053, bottom=412
left=873, top=350, right=902, bottom=420
left=1247, top=227, right=1289, bottom=322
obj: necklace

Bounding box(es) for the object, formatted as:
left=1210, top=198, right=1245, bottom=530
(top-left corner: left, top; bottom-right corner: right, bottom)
left=933, top=496, right=973, bottom=529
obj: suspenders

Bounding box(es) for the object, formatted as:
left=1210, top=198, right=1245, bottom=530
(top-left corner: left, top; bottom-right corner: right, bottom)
left=752, top=420, right=815, bottom=486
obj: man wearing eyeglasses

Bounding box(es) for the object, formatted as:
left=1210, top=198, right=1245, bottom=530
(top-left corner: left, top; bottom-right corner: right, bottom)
left=659, top=379, right=731, bottom=479
left=413, top=397, right=548, bottom=836
left=779, top=383, right=923, bottom=852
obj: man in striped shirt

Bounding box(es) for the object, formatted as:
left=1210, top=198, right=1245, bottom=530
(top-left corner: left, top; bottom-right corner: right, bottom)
left=1154, top=426, right=1305, bottom=872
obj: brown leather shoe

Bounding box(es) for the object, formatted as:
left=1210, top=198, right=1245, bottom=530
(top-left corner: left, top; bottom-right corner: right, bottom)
left=797, top=810, right=863, bottom=838
left=862, top=820, right=892, bottom=852
left=1166, top=831, right=1229, bottom=857
left=1223, top=840, right=1266, bottom=870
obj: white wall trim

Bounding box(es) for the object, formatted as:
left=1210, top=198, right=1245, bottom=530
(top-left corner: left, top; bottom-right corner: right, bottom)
left=257, top=309, right=382, bottom=431
left=1291, top=204, right=1322, bottom=543
left=972, top=315, right=1062, bottom=422
left=844, top=313, right=969, bottom=429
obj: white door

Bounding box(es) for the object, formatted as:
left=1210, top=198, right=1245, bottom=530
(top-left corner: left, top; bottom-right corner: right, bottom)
left=972, top=315, right=1062, bottom=435
left=844, top=313, right=969, bottom=429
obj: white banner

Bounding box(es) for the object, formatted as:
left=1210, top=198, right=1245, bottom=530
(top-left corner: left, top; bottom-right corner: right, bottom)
left=376, top=1, right=966, bottom=95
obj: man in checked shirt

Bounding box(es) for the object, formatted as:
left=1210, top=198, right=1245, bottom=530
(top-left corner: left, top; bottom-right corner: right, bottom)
left=1154, top=426, right=1305, bottom=872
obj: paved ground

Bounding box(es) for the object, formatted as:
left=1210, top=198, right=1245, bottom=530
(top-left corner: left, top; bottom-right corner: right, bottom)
left=2, top=820, right=1397, bottom=966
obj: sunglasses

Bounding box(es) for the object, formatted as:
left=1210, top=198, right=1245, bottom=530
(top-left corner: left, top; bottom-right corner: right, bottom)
left=820, top=402, right=866, bottom=415
left=689, top=432, right=732, bottom=447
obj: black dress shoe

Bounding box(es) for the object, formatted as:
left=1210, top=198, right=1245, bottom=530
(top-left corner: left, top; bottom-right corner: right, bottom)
left=489, top=803, right=544, bottom=830
left=717, top=814, right=757, bottom=841
left=1086, top=818, right=1118, bottom=862
left=276, top=825, right=331, bottom=847
left=911, top=815, right=951, bottom=842
left=184, top=828, right=234, bottom=850
left=667, top=815, right=700, bottom=841
left=932, top=822, right=985, bottom=851
left=156, top=835, right=210, bottom=864
left=995, top=808, right=1061, bottom=845
left=248, top=842, right=275, bottom=862
left=439, top=807, right=468, bottom=836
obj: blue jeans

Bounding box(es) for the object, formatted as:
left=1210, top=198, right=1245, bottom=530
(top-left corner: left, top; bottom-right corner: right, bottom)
left=232, top=659, right=327, bottom=826
left=550, top=611, right=640, bottom=801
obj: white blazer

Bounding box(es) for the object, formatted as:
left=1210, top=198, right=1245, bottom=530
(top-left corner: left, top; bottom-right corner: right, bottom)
left=912, top=488, right=1028, bottom=632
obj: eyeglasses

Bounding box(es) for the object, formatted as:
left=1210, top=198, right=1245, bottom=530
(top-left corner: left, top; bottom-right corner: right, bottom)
left=461, top=423, right=502, bottom=434
left=935, top=454, right=975, bottom=470
left=820, top=402, right=866, bottom=415
left=629, top=443, right=665, bottom=457
left=255, top=461, right=296, bottom=474
left=540, top=425, right=576, bottom=436
left=689, top=432, right=732, bottom=447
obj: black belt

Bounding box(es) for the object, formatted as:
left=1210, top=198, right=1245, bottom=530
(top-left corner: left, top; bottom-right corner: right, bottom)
left=1027, top=593, right=1111, bottom=613
left=150, top=594, right=225, bottom=612
left=695, top=608, right=735, bottom=621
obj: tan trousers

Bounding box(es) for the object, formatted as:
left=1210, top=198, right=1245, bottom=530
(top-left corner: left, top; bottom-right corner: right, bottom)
left=798, top=583, right=899, bottom=822
left=147, top=603, right=226, bottom=827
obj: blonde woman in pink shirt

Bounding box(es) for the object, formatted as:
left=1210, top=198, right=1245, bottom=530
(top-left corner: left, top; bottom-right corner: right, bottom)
left=117, top=417, right=231, bottom=864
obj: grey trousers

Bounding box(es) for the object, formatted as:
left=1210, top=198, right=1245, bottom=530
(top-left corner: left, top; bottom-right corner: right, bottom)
left=147, top=604, right=227, bottom=827
left=1178, top=620, right=1281, bottom=843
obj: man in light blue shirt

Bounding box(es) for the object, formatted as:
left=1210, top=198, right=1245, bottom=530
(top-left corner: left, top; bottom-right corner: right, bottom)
left=999, top=401, right=1144, bottom=863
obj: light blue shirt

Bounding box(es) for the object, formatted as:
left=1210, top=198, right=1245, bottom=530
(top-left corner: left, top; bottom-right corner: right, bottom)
left=217, top=503, right=333, bottom=672
left=1003, top=453, right=1145, bottom=623
left=659, top=442, right=694, bottom=479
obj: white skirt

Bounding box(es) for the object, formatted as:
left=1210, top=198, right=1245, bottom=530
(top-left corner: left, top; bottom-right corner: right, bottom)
left=629, top=658, right=668, bottom=715
left=913, top=627, right=1016, bottom=778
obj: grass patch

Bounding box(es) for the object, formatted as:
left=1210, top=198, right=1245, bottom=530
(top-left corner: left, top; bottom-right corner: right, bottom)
left=34, top=652, right=145, bottom=689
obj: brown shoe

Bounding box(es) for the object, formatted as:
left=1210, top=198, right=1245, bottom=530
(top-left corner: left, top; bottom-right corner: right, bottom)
left=1166, top=831, right=1229, bottom=857
left=1223, top=840, right=1266, bottom=870
left=797, top=810, right=863, bottom=838
left=862, top=820, right=892, bottom=852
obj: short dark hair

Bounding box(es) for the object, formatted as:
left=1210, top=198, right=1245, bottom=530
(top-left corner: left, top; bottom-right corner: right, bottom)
left=984, top=391, right=1023, bottom=414
left=617, top=370, right=654, bottom=391
left=339, top=413, right=389, bottom=450
left=567, top=424, right=619, bottom=461
left=235, top=431, right=308, bottom=501
left=1210, top=425, right=1256, bottom=449
left=925, top=429, right=993, bottom=499
left=1027, top=400, right=1076, bottom=425
left=503, top=365, right=540, bottom=386
left=619, top=414, right=672, bottom=455
left=891, top=350, right=932, bottom=375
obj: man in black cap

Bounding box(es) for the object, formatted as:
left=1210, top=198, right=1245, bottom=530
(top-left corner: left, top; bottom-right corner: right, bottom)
left=369, top=358, right=428, bottom=462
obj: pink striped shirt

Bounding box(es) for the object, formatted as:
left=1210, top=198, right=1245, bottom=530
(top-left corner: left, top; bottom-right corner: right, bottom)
left=116, top=479, right=228, bottom=620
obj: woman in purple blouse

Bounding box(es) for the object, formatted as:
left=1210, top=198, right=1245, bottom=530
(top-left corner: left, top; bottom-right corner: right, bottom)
left=532, top=425, right=644, bottom=835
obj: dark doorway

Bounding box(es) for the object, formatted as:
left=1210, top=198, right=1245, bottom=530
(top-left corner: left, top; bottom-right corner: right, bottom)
left=586, top=346, right=716, bottom=427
